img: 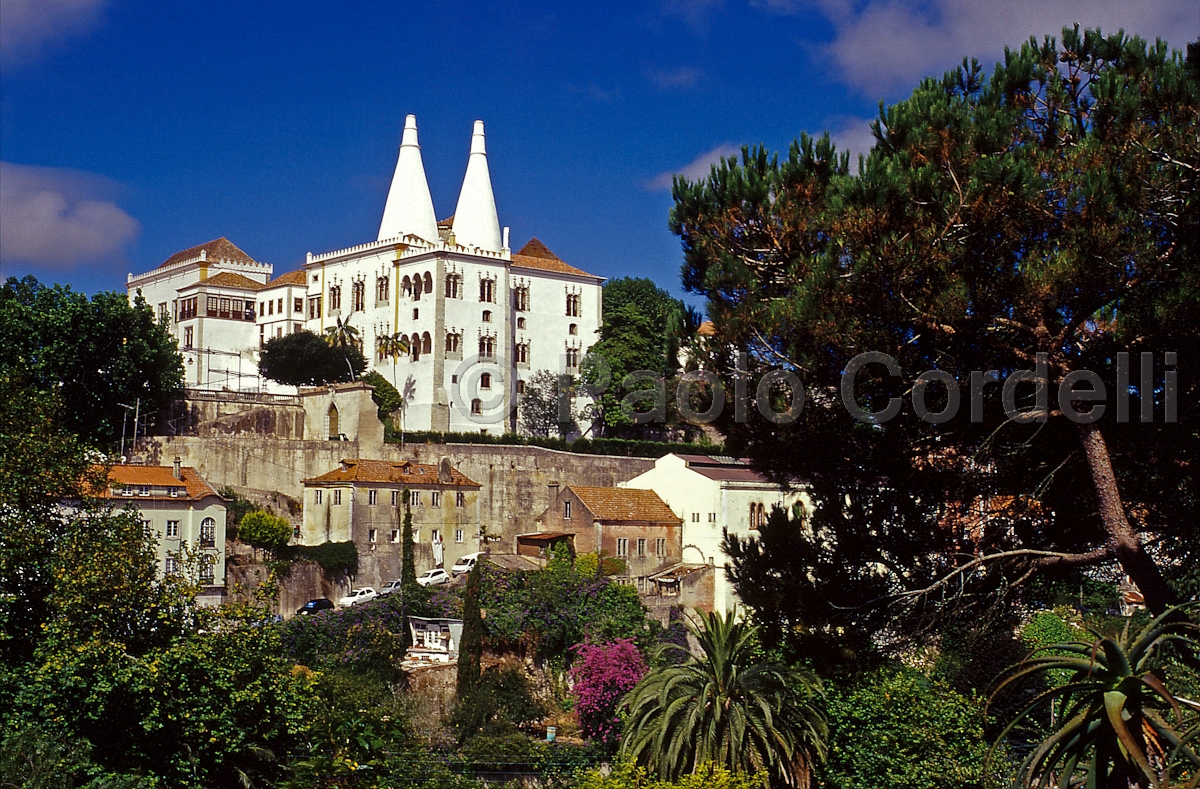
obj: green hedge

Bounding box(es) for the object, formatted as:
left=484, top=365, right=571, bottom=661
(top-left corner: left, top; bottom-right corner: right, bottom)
left=387, top=429, right=723, bottom=459
left=278, top=540, right=358, bottom=577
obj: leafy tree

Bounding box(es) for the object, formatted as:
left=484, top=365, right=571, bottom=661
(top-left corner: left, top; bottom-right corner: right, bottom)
left=363, top=369, right=403, bottom=423
left=259, top=329, right=366, bottom=386
left=577, top=760, right=765, bottom=789
left=571, top=639, right=647, bottom=750
left=821, top=667, right=994, bottom=789
left=991, top=606, right=1200, bottom=788
left=520, top=369, right=578, bottom=437
left=0, top=276, right=183, bottom=448
left=622, top=610, right=827, bottom=788
left=239, top=509, right=293, bottom=555
left=458, top=559, right=484, bottom=695
left=451, top=665, right=549, bottom=745
left=677, top=28, right=1199, bottom=651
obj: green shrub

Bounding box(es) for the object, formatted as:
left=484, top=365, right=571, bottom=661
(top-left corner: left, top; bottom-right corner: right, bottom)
left=278, top=540, right=358, bottom=577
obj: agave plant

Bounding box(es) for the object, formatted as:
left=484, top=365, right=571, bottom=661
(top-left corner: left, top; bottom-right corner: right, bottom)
left=621, top=609, right=827, bottom=788
left=991, top=605, right=1200, bottom=789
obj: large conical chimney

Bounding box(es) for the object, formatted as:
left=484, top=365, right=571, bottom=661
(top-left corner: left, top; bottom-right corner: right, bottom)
left=451, top=120, right=502, bottom=252
left=378, top=115, right=439, bottom=243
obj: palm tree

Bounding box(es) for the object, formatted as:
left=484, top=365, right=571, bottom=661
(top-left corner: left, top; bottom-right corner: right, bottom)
left=377, top=332, right=410, bottom=441
left=991, top=605, right=1200, bottom=789
left=621, top=609, right=827, bottom=788
left=322, top=316, right=361, bottom=381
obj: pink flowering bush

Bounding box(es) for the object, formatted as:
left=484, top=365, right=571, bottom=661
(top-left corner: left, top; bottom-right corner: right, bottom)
left=571, top=639, right=647, bottom=749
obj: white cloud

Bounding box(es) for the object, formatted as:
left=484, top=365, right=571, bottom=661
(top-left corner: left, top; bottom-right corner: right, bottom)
left=773, top=0, right=1199, bottom=96
left=0, top=162, right=140, bottom=270
left=646, top=66, right=703, bottom=90
left=826, top=115, right=877, bottom=168
left=646, top=143, right=743, bottom=191
left=0, top=0, right=108, bottom=65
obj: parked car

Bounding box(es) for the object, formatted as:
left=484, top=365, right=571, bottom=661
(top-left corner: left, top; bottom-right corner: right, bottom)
left=416, top=569, right=450, bottom=587
left=296, top=598, right=334, bottom=616
left=338, top=587, right=379, bottom=607
left=378, top=579, right=403, bottom=597
left=450, top=552, right=482, bottom=576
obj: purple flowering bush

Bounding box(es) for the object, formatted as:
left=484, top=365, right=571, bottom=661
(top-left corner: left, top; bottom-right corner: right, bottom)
left=570, top=639, right=647, bottom=749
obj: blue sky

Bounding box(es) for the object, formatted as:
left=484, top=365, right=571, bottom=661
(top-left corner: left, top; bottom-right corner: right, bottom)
left=1, top=1, right=1195, bottom=300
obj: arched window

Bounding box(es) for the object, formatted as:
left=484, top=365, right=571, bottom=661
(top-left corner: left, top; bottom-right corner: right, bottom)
left=471, top=398, right=482, bottom=415
left=479, top=336, right=495, bottom=358
left=480, top=372, right=492, bottom=389
left=402, top=276, right=412, bottom=297
left=413, top=275, right=423, bottom=300
left=446, top=332, right=461, bottom=353
left=200, top=517, right=216, bottom=548
left=421, top=332, right=432, bottom=355
left=327, top=403, right=340, bottom=440
left=423, top=272, right=433, bottom=294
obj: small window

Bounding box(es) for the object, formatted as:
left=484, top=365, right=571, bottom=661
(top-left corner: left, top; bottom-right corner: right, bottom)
left=390, top=529, right=400, bottom=543
left=199, top=517, right=216, bottom=548
left=455, top=528, right=464, bottom=543
left=315, top=489, right=323, bottom=504
left=138, top=486, right=150, bottom=497
left=616, top=537, right=628, bottom=557
left=692, top=512, right=700, bottom=522
left=517, top=317, right=526, bottom=329
left=708, top=512, right=717, bottom=522
left=431, top=491, right=441, bottom=507
left=569, top=323, right=578, bottom=335
left=432, top=528, right=440, bottom=543
left=480, top=373, right=492, bottom=389
left=413, top=308, right=419, bottom=320
left=368, top=489, right=378, bottom=505
left=411, top=491, right=421, bottom=506
left=333, top=489, right=342, bottom=505
left=637, top=538, right=646, bottom=557
left=184, top=327, right=194, bottom=349
left=564, top=500, right=572, bottom=519
left=471, top=398, right=482, bottom=415
left=199, top=556, right=214, bottom=582
left=164, top=556, right=178, bottom=574
left=166, top=520, right=180, bottom=537
left=391, top=490, right=398, bottom=506
left=295, top=297, right=304, bottom=313
left=516, top=380, right=526, bottom=395
left=482, top=310, right=492, bottom=323
left=456, top=491, right=466, bottom=507
left=656, top=537, right=666, bottom=556
left=368, top=528, right=378, bottom=543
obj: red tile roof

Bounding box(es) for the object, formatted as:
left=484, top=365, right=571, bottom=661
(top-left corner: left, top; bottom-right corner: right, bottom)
left=159, top=237, right=257, bottom=269
left=568, top=486, right=680, bottom=523
left=511, top=238, right=599, bottom=279
left=264, top=270, right=307, bottom=288
left=93, top=465, right=221, bottom=501
left=182, top=271, right=265, bottom=291
left=304, top=458, right=481, bottom=488
left=672, top=454, right=773, bottom=483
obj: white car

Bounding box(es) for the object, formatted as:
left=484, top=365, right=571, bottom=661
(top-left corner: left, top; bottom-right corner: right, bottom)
left=416, top=569, right=450, bottom=587
left=338, top=587, right=378, bottom=607
left=378, top=579, right=403, bottom=597
left=451, top=553, right=482, bottom=576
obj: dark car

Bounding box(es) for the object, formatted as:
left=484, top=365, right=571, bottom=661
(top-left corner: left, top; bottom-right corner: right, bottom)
left=296, top=598, right=334, bottom=615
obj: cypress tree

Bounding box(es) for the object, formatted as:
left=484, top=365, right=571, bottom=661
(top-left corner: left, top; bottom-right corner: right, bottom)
left=456, top=560, right=483, bottom=695
left=399, top=488, right=416, bottom=649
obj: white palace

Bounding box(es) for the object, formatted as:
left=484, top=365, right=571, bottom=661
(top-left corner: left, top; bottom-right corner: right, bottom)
left=127, top=117, right=604, bottom=434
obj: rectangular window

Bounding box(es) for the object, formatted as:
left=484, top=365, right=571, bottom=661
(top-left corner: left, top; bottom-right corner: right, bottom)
left=692, top=512, right=700, bottom=522
left=179, top=297, right=198, bottom=319
left=455, top=528, right=464, bottom=543
left=431, top=491, right=441, bottom=507
left=329, top=286, right=341, bottom=312
left=564, top=500, right=572, bottom=519
left=138, top=486, right=150, bottom=497
left=513, top=286, right=529, bottom=311
left=166, top=520, right=180, bottom=537
left=141, top=518, right=152, bottom=533
left=207, top=296, right=219, bottom=315
left=456, top=491, right=466, bottom=507
left=165, top=556, right=178, bottom=574
left=637, top=538, right=646, bottom=557
left=479, top=279, right=495, bottom=303
left=315, top=489, right=323, bottom=504
left=368, top=489, right=378, bottom=505
left=199, top=557, right=214, bottom=582
left=352, top=282, right=365, bottom=311
left=515, top=343, right=529, bottom=365
left=295, top=297, right=304, bottom=313
left=656, top=537, right=666, bottom=556
left=199, top=520, right=215, bottom=548
left=565, top=347, right=580, bottom=369
left=566, top=293, right=581, bottom=317
left=183, top=327, right=194, bottom=349
left=368, top=528, right=377, bottom=543
left=277, top=297, right=284, bottom=313
left=411, top=491, right=421, bottom=506
left=309, top=296, right=322, bottom=319
left=376, top=276, right=389, bottom=303
left=616, top=538, right=628, bottom=557
left=391, top=529, right=400, bottom=543
left=708, top=512, right=717, bottom=522
left=157, top=302, right=169, bottom=323
left=268, top=300, right=274, bottom=315
left=431, top=528, right=440, bottom=543
left=333, top=489, right=341, bottom=505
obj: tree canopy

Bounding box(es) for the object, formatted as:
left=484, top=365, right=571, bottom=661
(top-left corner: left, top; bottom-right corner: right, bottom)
left=673, top=28, right=1199, bottom=653
left=0, top=276, right=183, bottom=448
left=258, top=329, right=367, bottom=386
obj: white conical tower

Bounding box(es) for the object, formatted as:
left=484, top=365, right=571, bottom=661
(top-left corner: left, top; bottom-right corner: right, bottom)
left=451, top=120, right=503, bottom=252
left=378, top=115, right=439, bottom=243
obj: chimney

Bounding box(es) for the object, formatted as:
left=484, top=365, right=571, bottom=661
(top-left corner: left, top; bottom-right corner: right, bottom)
left=451, top=120, right=502, bottom=252
left=173, top=456, right=182, bottom=480
left=548, top=481, right=559, bottom=500
left=378, top=114, right=440, bottom=243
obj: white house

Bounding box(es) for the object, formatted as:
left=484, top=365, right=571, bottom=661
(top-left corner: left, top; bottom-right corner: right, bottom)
left=126, top=115, right=605, bottom=432
left=621, top=453, right=809, bottom=617
left=92, top=460, right=228, bottom=606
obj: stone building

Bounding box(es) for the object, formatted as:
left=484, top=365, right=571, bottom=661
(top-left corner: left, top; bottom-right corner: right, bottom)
left=526, top=485, right=682, bottom=593
left=91, top=461, right=227, bottom=605
left=301, top=458, right=482, bottom=582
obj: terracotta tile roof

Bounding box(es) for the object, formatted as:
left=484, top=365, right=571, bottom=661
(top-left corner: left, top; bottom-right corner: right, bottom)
left=511, top=238, right=599, bottom=279
left=568, top=486, right=680, bottom=523
left=159, top=237, right=257, bottom=269
left=92, top=465, right=221, bottom=501
left=264, top=270, right=307, bottom=288
left=438, top=215, right=455, bottom=228
left=304, top=458, right=481, bottom=488
left=182, top=271, right=266, bottom=291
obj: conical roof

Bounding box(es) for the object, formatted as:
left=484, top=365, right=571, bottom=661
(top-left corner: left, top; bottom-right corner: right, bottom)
left=378, top=115, right=439, bottom=243
left=451, top=120, right=502, bottom=252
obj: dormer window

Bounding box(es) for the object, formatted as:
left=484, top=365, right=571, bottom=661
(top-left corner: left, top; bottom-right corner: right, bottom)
left=138, top=486, right=150, bottom=497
